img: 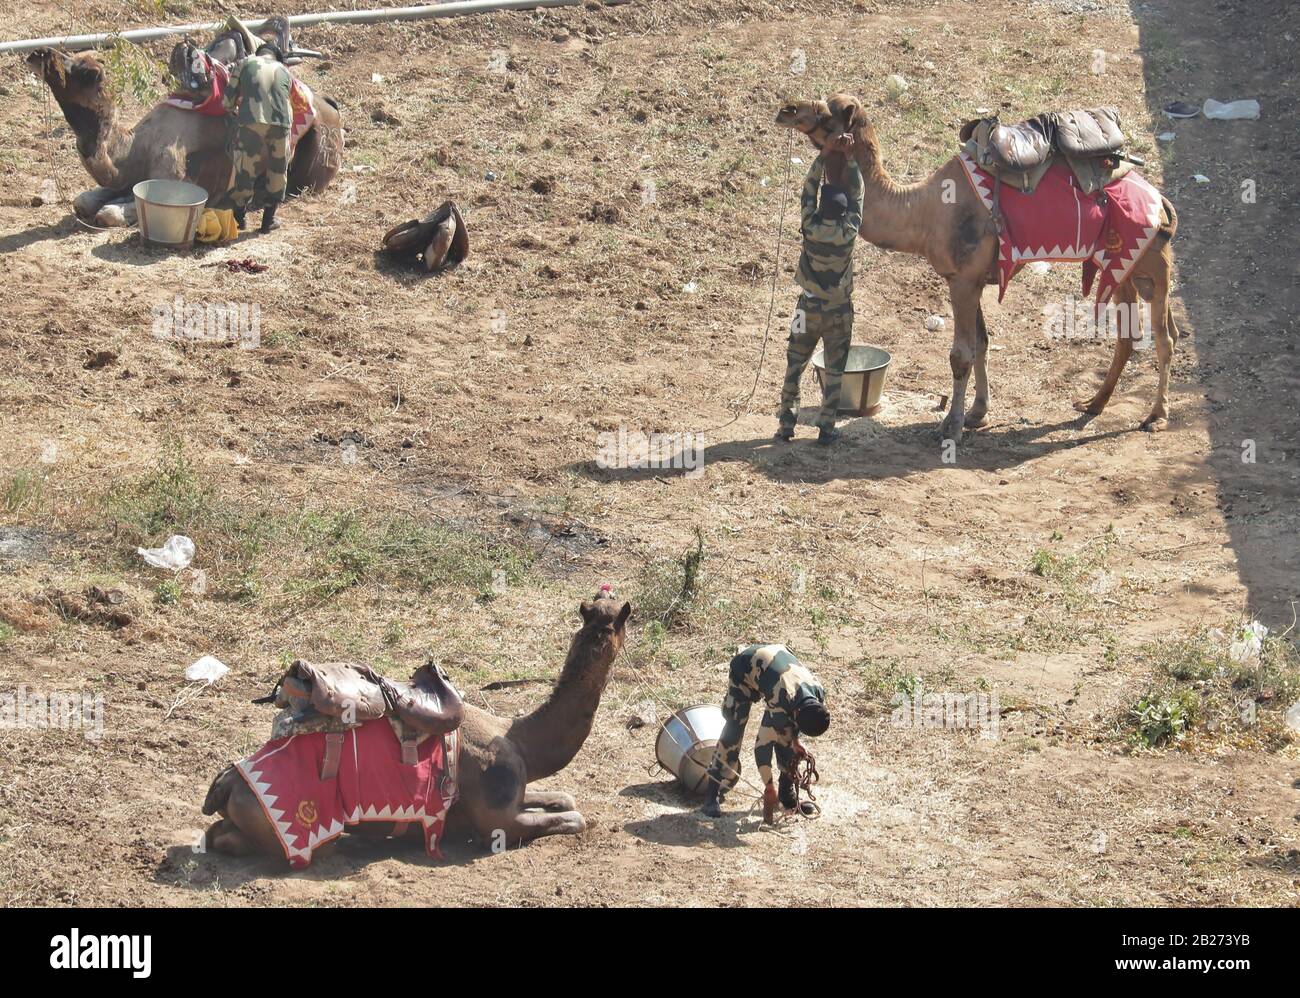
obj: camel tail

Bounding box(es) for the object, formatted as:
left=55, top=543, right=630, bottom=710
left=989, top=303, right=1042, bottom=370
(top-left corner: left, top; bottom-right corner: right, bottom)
left=1156, top=194, right=1177, bottom=242
left=202, top=763, right=239, bottom=816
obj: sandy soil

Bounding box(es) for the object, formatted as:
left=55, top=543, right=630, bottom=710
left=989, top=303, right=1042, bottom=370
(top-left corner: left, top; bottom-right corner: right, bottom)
left=0, top=0, right=1296, bottom=906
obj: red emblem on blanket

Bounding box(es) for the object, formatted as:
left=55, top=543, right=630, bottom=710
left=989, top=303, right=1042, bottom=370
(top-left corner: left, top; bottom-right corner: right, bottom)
left=236, top=718, right=460, bottom=869
left=958, top=154, right=1163, bottom=312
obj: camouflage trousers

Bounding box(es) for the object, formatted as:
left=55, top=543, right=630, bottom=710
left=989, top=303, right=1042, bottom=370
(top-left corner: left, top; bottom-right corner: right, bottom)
left=778, top=296, right=853, bottom=432
left=705, top=691, right=797, bottom=802
left=213, top=122, right=290, bottom=212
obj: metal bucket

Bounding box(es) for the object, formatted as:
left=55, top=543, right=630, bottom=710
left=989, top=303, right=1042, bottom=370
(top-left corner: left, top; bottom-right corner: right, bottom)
left=813, top=344, right=892, bottom=416
left=132, top=179, right=209, bottom=248
left=655, top=703, right=725, bottom=795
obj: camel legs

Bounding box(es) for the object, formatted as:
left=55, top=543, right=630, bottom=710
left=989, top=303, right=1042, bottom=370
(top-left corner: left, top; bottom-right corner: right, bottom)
left=1073, top=281, right=1138, bottom=417
left=966, top=302, right=992, bottom=428
left=1140, top=275, right=1178, bottom=432
left=522, top=790, right=578, bottom=812
left=940, top=278, right=983, bottom=441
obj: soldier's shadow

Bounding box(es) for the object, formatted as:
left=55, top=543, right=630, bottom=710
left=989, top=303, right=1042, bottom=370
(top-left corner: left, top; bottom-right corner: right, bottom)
left=619, top=780, right=762, bottom=849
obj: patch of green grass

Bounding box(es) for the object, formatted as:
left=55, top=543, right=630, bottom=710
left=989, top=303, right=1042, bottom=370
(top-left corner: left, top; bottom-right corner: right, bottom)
left=283, top=509, right=530, bottom=605
left=1125, top=622, right=1300, bottom=750
left=633, top=528, right=706, bottom=628
left=155, top=580, right=181, bottom=606
left=1129, top=686, right=1200, bottom=749
left=0, top=622, right=15, bottom=643
left=3, top=469, right=44, bottom=516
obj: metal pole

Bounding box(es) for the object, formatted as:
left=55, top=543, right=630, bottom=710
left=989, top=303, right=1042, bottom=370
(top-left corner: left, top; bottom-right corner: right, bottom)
left=0, top=0, right=631, bottom=56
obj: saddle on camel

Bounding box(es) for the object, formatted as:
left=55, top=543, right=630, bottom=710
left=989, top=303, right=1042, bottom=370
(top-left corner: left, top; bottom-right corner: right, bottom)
left=204, top=659, right=465, bottom=867
left=203, top=590, right=632, bottom=867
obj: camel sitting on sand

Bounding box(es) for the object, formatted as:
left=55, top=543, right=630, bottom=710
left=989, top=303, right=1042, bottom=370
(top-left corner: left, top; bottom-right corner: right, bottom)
left=202, top=593, right=632, bottom=861
left=26, top=46, right=343, bottom=227
left=775, top=94, right=1180, bottom=439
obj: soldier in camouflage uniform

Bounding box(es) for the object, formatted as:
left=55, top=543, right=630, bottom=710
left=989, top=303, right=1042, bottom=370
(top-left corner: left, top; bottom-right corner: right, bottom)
left=213, top=43, right=293, bottom=233
left=776, top=150, right=864, bottom=446
left=702, top=644, right=830, bottom=818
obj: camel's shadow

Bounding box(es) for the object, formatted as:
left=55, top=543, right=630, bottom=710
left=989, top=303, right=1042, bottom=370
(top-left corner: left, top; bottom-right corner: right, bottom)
left=567, top=412, right=1135, bottom=486
left=0, top=218, right=82, bottom=255
left=154, top=827, right=494, bottom=890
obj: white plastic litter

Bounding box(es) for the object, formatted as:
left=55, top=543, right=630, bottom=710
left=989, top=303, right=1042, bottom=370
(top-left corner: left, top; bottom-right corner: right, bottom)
left=682, top=281, right=698, bottom=294
left=1203, top=98, right=1260, bottom=120
left=185, top=655, right=228, bottom=684
left=1028, top=261, right=1052, bottom=275
left=925, top=315, right=945, bottom=331
left=885, top=74, right=908, bottom=97
left=371, top=72, right=384, bottom=84
left=1156, top=131, right=1176, bottom=142
left=1285, top=700, right=1300, bottom=734
left=1192, top=174, right=1210, bottom=183
left=137, top=534, right=195, bottom=571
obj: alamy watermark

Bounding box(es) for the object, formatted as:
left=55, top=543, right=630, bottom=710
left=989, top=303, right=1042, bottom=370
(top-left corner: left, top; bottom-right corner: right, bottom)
left=151, top=295, right=260, bottom=349
left=596, top=426, right=705, bottom=478
left=1042, top=295, right=1151, bottom=349
left=1, top=686, right=104, bottom=741
left=890, top=686, right=999, bottom=740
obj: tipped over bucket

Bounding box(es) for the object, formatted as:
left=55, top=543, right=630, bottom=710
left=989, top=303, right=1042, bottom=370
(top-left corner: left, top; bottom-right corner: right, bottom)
left=133, top=179, right=209, bottom=248
left=655, top=704, right=725, bottom=795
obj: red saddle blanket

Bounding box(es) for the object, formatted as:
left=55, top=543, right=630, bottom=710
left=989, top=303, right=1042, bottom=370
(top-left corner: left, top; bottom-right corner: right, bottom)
left=236, top=718, right=460, bottom=869
left=957, top=153, right=1163, bottom=310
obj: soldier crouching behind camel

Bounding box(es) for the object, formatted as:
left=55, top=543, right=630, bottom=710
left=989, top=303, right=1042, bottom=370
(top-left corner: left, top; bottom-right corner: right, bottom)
left=702, top=644, right=830, bottom=819
left=212, top=41, right=292, bottom=233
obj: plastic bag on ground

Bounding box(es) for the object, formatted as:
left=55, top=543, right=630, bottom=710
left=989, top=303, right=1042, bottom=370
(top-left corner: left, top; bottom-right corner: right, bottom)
left=185, top=655, right=228, bottom=684
left=1203, top=98, right=1260, bottom=120
left=137, top=535, right=195, bottom=571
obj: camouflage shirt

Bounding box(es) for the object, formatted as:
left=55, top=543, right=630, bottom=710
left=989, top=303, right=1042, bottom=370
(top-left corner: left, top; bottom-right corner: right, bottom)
left=795, top=155, right=864, bottom=310
left=727, top=644, right=825, bottom=715
left=224, top=54, right=292, bottom=128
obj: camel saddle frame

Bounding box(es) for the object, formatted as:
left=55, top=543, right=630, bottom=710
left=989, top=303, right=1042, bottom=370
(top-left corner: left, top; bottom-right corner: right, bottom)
left=959, top=105, right=1134, bottom=199
left=254, top=659, right=465, bottom=779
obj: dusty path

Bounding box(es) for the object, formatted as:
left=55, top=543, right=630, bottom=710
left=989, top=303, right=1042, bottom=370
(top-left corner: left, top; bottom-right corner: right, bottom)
left=0, top=0, right=1296, bottom=906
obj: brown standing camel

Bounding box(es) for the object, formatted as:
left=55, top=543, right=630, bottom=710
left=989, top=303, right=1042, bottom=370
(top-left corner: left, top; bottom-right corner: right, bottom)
left=201, top=594, right=631, bottom=861
left=26, top=46, right=343, bottom=227
left=775, top=94, right=1180, bottom=439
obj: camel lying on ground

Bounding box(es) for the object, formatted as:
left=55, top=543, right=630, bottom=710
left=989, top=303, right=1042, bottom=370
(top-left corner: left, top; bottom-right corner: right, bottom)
left=202, top=593, right=631, bottom=861
left=26, top=46, right=343, bottom=227
left=775, top=94, right=1180, bottom=439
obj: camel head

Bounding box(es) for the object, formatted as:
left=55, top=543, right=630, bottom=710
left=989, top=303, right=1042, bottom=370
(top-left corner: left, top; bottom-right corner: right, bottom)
left=26, top=47, right=108, bottom=105
left=578, top=589, right=632, bottom=656
left=774, top=93, right=868, bottom=151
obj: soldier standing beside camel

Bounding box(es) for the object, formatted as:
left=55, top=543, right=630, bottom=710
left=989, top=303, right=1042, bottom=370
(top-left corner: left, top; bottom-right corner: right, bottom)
left=213, top=42, right=293, bottom=233
left=702, top=644, right=830, bottom=819
left=776, top=140, right=863, bottom=446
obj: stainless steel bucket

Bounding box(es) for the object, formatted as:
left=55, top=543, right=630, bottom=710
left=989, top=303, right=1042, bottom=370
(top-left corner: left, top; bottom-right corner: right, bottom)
left=655, top=703, right=725, bottom=795
left=813, top=344, right=892, bottom=416
left=133, top=179, right=209, bottom=248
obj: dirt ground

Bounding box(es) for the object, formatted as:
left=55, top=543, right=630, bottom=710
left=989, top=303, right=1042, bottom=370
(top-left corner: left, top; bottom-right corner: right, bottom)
left=0, top=0, right=1297, bottom=907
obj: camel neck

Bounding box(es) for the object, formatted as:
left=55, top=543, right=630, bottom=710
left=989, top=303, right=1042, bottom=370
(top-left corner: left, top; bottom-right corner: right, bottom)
left=53, top=94, right=122, bottom=188
left=851, top=130, right=932, bottom=257
left=507, top=628, right=617, bottom=783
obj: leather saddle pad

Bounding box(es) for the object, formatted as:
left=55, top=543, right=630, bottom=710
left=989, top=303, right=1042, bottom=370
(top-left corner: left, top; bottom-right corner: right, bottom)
left=262, top=659, right=464, bottom=737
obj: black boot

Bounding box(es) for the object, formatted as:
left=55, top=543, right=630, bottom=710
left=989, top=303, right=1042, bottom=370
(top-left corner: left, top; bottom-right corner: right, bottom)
left=778, top=773, right=798, bottom=810
left=817, top=426, right=841, bottom=446
left=259, top=203, right=280, bottom=233
left=233, top=207, right=247, bottom=230
left=702, top=784, right=722, bottom=818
